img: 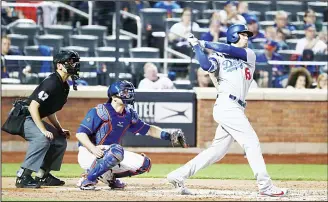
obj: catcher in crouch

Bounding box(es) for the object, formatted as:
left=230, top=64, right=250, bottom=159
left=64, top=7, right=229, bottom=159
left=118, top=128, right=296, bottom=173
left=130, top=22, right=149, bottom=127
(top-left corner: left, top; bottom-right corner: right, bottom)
left=76, top=80, right=187, bottom=190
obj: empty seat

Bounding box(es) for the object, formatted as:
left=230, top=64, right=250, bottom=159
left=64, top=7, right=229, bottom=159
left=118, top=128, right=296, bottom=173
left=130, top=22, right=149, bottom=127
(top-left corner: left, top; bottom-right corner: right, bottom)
left=285, top=39, right=299, bottom=50
left=196, top=19, right=210, bottom=28
left=60, top=46, right=92, bottom=72
left=307, top=1, right=327, bottom=15
left=44, top=25, right=73, bottom=46
left=35, top=34, right=64, bottom=53
left=202, top=9, right=216, bottom=19
left=95, top=46, right=127, bottom=74
left=192, top=28, right=209, bottom=40
left=276, top=1, right=303, bottom=21
left=277, top=50, right=299, bottom=60
left=7, top=34, right=28, bottom=53
left=140, top=8, right=167, bottom=32
left=290, top=21, right=305, bottom=30
left=248, top=2, right=272, bottom=13
left=291, top=30, right=305, bottom=39
left=105, top=35, right=133, bottom=56
left=10, top=24, right=40, bottom=45
left=24, top=46, right=54, bottom=73
left=212, top=1, right=227, bottom=10
left=79, top=25, right=108, bottom=47
left=296, top=12, right=324, bottom=23
left=183, top=1, right=210, bottom=13
left=314, top=54, right=328, bottom=62
left=79, top=72, right=98, bottom=85
left=172, top=8, right=200, bottom=21
left=70, top=35, right=99, bottom=57
left=173, top=79, right=192, bottom=89
left=265, top=11, right=291, bottom=21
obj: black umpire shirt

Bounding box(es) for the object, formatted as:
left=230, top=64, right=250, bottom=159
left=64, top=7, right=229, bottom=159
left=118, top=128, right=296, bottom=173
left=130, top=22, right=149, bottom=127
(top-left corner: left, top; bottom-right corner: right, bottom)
left=28, top=71, right=70, bottom=118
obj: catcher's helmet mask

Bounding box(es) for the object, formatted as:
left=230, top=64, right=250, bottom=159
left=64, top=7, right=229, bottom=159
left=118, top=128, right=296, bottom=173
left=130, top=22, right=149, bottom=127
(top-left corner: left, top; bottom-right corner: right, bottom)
left=108, top=80, right=136, bottom=105
left=226, top=24, right=253, bottom=44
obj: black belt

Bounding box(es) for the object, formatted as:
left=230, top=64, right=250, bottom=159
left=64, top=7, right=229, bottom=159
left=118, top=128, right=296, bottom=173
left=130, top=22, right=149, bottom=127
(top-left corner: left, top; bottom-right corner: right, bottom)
left=216, top=94, right=247, bottom=108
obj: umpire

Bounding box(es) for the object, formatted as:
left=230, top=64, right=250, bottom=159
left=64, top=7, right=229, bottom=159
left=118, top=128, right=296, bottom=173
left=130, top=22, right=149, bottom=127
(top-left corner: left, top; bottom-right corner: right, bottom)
left=15, top=50, right=80, bottom=188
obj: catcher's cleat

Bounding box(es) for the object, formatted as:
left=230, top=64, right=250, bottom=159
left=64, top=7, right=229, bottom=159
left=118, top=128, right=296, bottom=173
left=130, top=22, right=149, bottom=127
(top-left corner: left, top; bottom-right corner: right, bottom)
left=260, top=185, right=288, bottom=197
left=35, top=173, right=65, bottom=186
left=167, top=174, right=192, bottom=195
left=15, top=175, right=40, bottom=188
left=80, top=178, right=97, bottom=190
left=108, top=177, right=126, bottom=189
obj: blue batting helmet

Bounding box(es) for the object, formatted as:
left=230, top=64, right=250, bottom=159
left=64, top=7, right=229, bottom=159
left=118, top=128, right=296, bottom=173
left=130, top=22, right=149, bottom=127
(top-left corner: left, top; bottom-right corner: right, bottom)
left=226, top=24, right=253, bottom=44
left=108, top=80, right=136, bottom=105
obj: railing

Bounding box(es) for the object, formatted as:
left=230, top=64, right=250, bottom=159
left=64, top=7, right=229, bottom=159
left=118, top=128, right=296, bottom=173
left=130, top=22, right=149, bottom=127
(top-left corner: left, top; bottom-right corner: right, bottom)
left=1, top=1, right=93, bottom=25
left=112, top=10, right=142, bottom=48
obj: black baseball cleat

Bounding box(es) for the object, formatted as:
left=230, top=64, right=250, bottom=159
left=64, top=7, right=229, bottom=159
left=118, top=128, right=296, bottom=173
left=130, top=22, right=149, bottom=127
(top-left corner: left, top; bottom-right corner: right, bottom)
left=15, top=175, right=41, bottom=188
left=35, top=173, right=65, bottom=186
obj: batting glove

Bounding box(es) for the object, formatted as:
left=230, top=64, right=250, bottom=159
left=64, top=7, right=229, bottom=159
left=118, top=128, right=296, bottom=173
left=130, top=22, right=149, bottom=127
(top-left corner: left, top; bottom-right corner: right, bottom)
left=187, top=33, right=199, bottom=47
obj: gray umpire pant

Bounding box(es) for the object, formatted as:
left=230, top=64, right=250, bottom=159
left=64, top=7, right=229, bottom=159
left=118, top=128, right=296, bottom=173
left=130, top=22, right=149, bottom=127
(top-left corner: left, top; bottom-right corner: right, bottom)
left=21, top=117, right=67, bottom=172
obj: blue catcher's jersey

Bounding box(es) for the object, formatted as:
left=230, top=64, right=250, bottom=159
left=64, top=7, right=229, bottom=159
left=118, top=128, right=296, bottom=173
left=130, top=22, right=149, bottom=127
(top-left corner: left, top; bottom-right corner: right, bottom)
left=77, top=103, right=150, bottom=146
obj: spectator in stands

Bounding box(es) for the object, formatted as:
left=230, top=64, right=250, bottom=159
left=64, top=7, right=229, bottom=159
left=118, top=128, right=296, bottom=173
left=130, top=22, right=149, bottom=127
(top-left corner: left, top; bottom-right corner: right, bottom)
left=237, top=1, right=249, bottom=19
left=15, top=0, right=39, bottom=22
left=200, top=19, right=226, bottom=43
left=138, top=62, right=175, bottom=89
left=153, top=1, right=181, bottom=18
left=286, top=67, right=313, bottom=89
left=256, top=40, right=285, bottom=88
left=245, top=14, right=265, bottom=43
left=219, top=1, right=246, bottom=29
left=169, top=7, right=199, bottom=55
left=303, top=9, right=322, bottom=32
left=316, top=73, right=327, bottom=89
left=1, top=7, right=22, bottom=25
left=276, top=28, right=289, bottom=50
left=295, top=24, right=327, bottom=55
left=1, top=35, right=28, bottom=74
left=274, top=11, right=296, bottom=39
left=21, top=65, right=38, bottom=84
left=265, top=26, right=277, bottom=41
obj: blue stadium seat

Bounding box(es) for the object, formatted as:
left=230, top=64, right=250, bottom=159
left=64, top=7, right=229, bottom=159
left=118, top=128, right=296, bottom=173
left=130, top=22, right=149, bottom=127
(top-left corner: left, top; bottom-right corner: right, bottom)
left=44, top=25, right=73, bottom=46
left=79, top=25, right=108, bottom=47
left=7, top=34, right=28, bottom=53
left=70, top=35, right=99, bottom=57
left=105, top=35, right=133, bottom=57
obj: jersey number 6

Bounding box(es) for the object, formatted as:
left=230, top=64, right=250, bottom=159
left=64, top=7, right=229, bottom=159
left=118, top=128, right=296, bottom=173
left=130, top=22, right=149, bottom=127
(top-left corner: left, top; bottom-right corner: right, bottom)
left=245, top=68, right=251, bottom=80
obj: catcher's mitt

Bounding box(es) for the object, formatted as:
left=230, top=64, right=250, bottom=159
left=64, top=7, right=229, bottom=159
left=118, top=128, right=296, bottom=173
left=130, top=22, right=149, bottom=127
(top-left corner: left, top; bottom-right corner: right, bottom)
left=170, top=129, right=188, bottom=148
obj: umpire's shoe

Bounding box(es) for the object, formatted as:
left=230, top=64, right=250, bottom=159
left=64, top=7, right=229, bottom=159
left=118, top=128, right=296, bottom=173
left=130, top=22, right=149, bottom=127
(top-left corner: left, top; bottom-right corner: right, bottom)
left=108, top=178, right=126, bottom=189
left=15, top=175, right=40, bottom=188
left=35, top=173, right=65, bottom=186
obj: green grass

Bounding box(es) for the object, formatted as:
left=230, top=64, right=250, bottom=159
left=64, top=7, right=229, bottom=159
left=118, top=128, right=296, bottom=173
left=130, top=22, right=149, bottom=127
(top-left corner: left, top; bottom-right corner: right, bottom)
left=2, top=163, right=327, bottom=181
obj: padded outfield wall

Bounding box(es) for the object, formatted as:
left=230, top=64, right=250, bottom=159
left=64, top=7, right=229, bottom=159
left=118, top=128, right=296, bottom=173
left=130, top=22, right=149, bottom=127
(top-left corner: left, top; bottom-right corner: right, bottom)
left=1, top=85, right=327, bottom=164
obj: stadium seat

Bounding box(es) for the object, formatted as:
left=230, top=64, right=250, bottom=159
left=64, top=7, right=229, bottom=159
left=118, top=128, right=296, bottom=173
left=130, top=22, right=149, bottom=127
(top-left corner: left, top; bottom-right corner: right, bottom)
left=173, top=79, right=193, bottom=90
left=192, top=28, right=209, bottom=40
left=60, top=46, right=92, bottom=72
left=296, top=12, right=324, bottom=23
left=307, top=1, right=327, bottom=15
left=196, top=19, right=210, bottom=28
left=183, top=1, right=210, bottom=13
left=248, top=2, right=272, bottom=13
left=172, top=8, right=200, bottom=21
left=44, top=25, right=73, bottom=46
left=212, top=1, right=227, bottom=10
left=1, top=25, right=7, bottom=36
left=10, top=24, right=40, bottom=46
left=285, top=39, right=299, bottom=50
left=24, top=46, right=54, bottom=73
left=79, top=72, right=98, bottom=85
left=79, top=25, right=108, bottom=47
left=166, top=18, right=180, bottom=31
left=276, top=1, right=303, bottom=21
left=251, top=38, right=267, bottom=49
left=95, top=46, right=127, bottom=74
left=140, top=8, right=167, bottom=32
left=291, top=30, right=305, bottom=39
left=129, top=47, right=160, bottom=85
left=219, top=37, right=227, bottom=43
left=265, top=11, right=292, bottom=21
left=35, top=34, right=64, bottom=53
left=314, top=54, right=328, bottom=62
left=202, top=9, right=216, bottom=19
left=104, top=35, right=133, bottom=57
left=290, top=21, right=305, bottom=30
left=258, top=21, right=275, bottom=30
left=70, top=35, right=99, bottom=57
left=277, top=49, right=299, bottom=60
left=7, top=34, right=28, bottom=53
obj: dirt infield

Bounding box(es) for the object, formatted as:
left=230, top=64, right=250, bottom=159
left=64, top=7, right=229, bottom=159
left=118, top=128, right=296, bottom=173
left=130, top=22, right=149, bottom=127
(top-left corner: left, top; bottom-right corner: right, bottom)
left=2, top=177, right=327, bottom=201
